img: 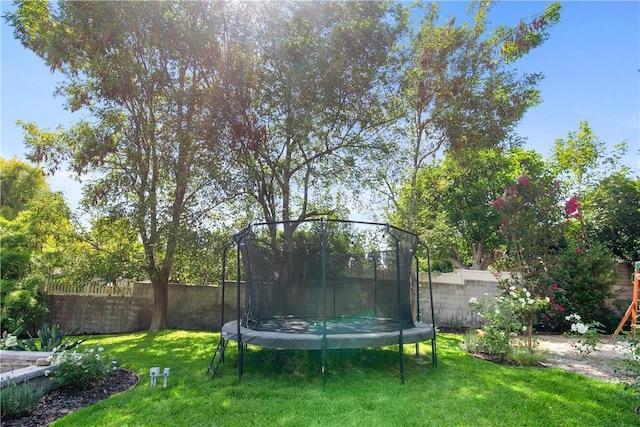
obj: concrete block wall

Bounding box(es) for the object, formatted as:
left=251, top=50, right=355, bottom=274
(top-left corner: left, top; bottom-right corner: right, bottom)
left=45, top=264, right=635, bottom=334
left=46, top=293, right=152, bottom=334
left=419, top=270, right=500, bottom=328
left=46, top=282, right=244, bottom=334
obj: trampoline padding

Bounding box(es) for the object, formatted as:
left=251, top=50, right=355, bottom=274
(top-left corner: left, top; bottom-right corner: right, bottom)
left=221, top=319, right=435, bottom=350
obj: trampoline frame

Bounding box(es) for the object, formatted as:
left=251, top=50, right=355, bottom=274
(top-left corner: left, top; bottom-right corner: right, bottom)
left=217, top=219, right=437, bottom=384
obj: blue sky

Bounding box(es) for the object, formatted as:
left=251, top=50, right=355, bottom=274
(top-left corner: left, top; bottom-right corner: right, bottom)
left=1, top=1, right=639, bottom=212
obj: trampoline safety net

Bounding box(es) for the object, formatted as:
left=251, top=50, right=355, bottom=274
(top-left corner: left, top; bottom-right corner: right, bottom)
left=237, top=220, right=419, bottom=334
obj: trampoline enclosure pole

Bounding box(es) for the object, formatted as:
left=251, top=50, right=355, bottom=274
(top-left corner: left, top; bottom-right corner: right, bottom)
left=426, top=245, right=437, bottom=367
left=237, top=238, right=243, bottom=380
left=321, top=219, right=327, bottom=389
left=221, top=245, right=228, bottom=330
left=389, top=226, right=404, bottom=384
left=415, top=255, right=420, bottom=356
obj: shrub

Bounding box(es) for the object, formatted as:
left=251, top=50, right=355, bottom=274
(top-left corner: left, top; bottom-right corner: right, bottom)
left=469, top=286, right=550, bottom=359
left=468, top=294, right=520, bottom=359
left=0, top=327, right=22, bottom=350
left=616, top=329, right=640, bottom=393
left=549, top=242, right=617, bottom=331
left=564, top=313, right=605, bottom=354
left=21, top=323, right=84, bottom=352
left=460, top=330, right=482, bottom=354
left=49, top=343, right=118, bottom=389
left=0, top=276, right=48, bottom=336
left=0, top=382, right=43, bottom=420
left=510, top=347, right=549, bottom=367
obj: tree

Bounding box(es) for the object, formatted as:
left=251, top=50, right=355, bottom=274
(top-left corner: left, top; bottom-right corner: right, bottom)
left=51, top=214, right=146, bottom=289
left=551, top=121, right=639, bottom=263
left=6, top=1, right=233, bottom=330
left=583, top=173, right=640, bottom=264
left=0, top=158, right=73, bottom=335
left=395, top=147, right=548, bottom=270
left=552, top=120, right=629, bottom=195
left=0, top=157, right=48, bottom=220
left=384, top=1, right=561, bottom=231
left=222, top=1, right=406, bottom=251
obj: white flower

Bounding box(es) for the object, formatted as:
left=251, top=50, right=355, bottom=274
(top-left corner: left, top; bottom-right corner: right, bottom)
left=525, top=291, right=531, bottom=298
left=545, top=297, right=550, bottom=303
left=495, top=309, right=500, bottom=314
left=6, top=335, right=17, bottom=347
left=469, top=297, right=478, bottom=304
left=522, top=326, right=527, bottom=331
left=98, top=347, right=104, bottom=352
left=45, top=370, right=51, bottom=377
left=509, top=286, right=516, bottom=291
left=522, top=288, right=528, bottom=293
left=575, top=323, right=588, bottom=334
left=566, top=313, right=581, bottom=322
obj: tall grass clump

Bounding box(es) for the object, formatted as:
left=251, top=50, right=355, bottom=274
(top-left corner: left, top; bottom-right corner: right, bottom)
left=0, top=382, right=43, bottom=419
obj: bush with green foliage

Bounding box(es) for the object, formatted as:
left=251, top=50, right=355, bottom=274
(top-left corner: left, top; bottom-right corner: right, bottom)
left=469, top=284, right=550, bottom=359
left=548, top=241, right=617, bottom=331
left=21, top=323, right=84, bottom=352
left=49, top=343, right=118, bottom=389
left=1, top=217, right=48, bottom=336
left=0, top=324, right=83, bottom=352
left=1, top=276, right=48, bottom=336
left=0, top=382, right=43, bottom=420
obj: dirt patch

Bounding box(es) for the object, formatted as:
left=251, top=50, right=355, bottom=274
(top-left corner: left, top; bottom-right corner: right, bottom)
left=537, top=334, right=635, bottom=383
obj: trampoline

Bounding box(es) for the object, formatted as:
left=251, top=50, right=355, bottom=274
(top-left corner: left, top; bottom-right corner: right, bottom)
left=209, top=219, right=437, bottom=384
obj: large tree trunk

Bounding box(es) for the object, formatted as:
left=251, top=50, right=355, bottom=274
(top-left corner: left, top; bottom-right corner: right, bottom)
left=149, top=280, right=169, bottom=331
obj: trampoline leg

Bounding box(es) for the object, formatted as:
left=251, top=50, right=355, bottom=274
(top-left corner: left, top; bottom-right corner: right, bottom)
left=238, top=341, right=244, bottom=380
left=431, top=338, right=437, bottom=367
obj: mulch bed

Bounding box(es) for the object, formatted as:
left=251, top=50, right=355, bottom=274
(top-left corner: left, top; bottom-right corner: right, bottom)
left=1, top=368, right=138, bottom=427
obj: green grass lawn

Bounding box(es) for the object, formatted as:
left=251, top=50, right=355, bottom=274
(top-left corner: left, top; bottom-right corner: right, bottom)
left=52, top=331, right=638, bottom=426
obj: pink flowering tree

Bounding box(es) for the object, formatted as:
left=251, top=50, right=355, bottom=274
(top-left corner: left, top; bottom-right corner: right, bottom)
left=490, top=173, right=567, bottom=351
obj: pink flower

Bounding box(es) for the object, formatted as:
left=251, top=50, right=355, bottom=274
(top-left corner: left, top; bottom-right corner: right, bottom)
left=490, top=198, right=504, bottom=210
left=565, top=196, right=580, bottom=216
left=552, top=283, right=558, bottom=289
left=576, top=247, right=583, bottom=253
left=518, top=247, right=524, bottom=254
left=518, top=175, right=530, bottom=186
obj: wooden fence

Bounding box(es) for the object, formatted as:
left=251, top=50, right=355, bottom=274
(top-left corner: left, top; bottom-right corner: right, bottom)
left=43, top=278, right=135, bottom=297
